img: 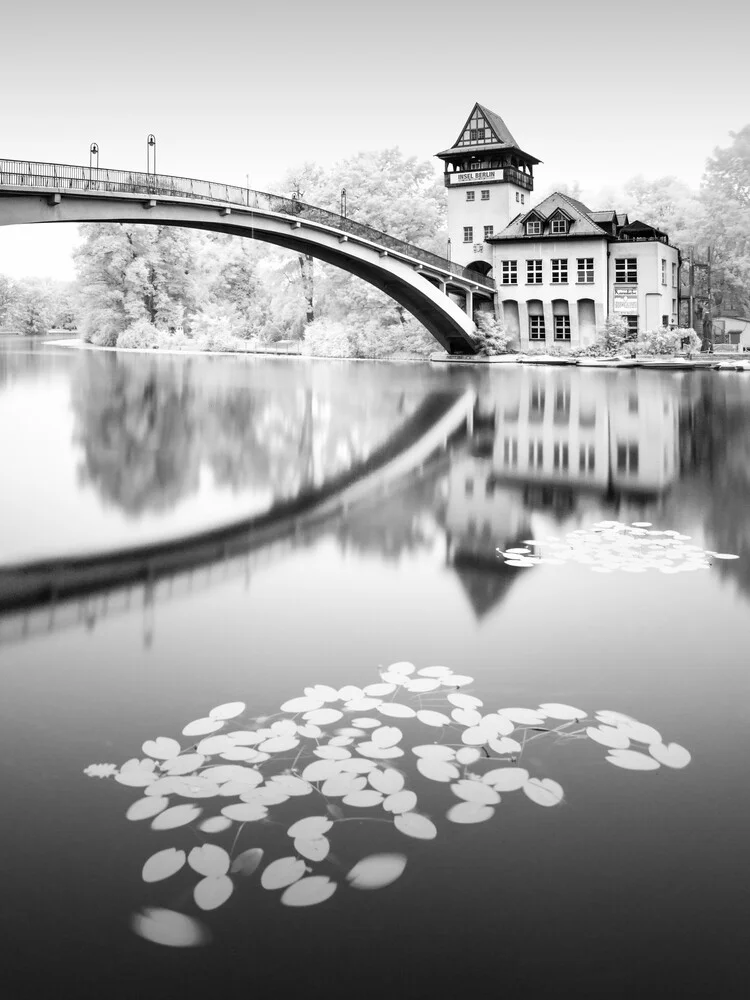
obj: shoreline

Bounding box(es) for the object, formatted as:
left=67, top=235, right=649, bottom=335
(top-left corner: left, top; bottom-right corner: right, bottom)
left=46, top=339, right=750, bottom=371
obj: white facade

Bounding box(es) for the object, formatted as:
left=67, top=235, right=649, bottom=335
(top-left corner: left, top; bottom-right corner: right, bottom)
left=609, top=241, right=680, bottom=333
left=446, top=174, right=529, bottom=270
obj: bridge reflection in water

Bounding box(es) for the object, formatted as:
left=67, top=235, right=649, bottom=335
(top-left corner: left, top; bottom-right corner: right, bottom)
left=1, top=366, right=689, bottom=648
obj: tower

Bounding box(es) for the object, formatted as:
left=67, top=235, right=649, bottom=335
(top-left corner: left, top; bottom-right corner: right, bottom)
left=436, top=103, right=541, bottom=274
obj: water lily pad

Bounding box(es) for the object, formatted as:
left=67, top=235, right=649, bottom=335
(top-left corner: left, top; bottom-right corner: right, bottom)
left=220, top=802, right=267, bottom=822
left=230, top=847, right=264, bottom=875
left=338, top=758, right=376, bottom=773
left=440, top=674, right=474, bottom=687
left=287, top=816, right=333, bottom=839
left=257, top=735, right=299, bottom=753
left=377, top=703, right=416, bottom=719
left=461, top=726, right=490, bottom=746
left=383, top=790, right=418, bottom=814
left=142, top=737, right=181, bottom=760
left=194, top=875, right=234, bottom=911
left=364, top=682, right=396, bottom=697
left=446, top=693, right=483, bottom=711
left=182, top=718, right=224, bottom=737
left=302, top=759, right=345, bottom=783
left=416, top=710, right=452, bottom=727
left=538, top=703, right=586, bottom=720
left=313, top=745, right=352, bottom=760
left=616, top=721, right=662, bottom=745
left=342, top=790, right=384, bottom=807
left=394, top=812, right=437, bottom=840
left=447, top=802, right=495, bottom=824
left=356, top=743, right=404, bottom=759
left=199, top=816, right=232, bottom=834
left=371, top=726, right=402, bottom=748
left=418, top=666, right=453, bottom=677
left=402, top=678, right=441, bottom=693
left=201, top=765, right=262, bottom=786
left=162, top=753, right=205, bottom=776
left=115, top=759, right=157, bottom=787
left=151, top=804, right=202, bottom=830
left=344, top=698, right=383, bottom=711
left=347, top=854, right=407, bottom=890
left=648, top=742, right=691, bottom=769
left=451, top=780, right=500, bottom=805
left=321, top=774, right=366, bottom=797
left=523, top=778, right=564, bottom=807
left=497, top=708, right=547, bottom=726
left=605, top=749, right=660, bottom=771
left=132, top=908, right=208, bottom=948
left=416, top=758, right=460, bottom=782
left=296, top=724, right=323, bottom=738
left=281, top=696, right=324, bottom=714
left=226, top=731, right=263, bottom=745
left=281, top=876, right=337, bottom=907
left=351, top=717, right=380, bottom=729
left=303, top=708, right=344, bottom=726
left=412, top=744, right=455, bottom=761
left=487, top=737, right=522, bottom=755
left=452, top=708, right=483, bottom=727
left=208, top=702, right=245, bottom=721
left=367, top=768, right=404, bottom=795
left=188, top=844, right=230, bottom=878
left=387, top=661, right=415, bottom=675
left=127, top=796, right=169, bottom=821
left=477, top=714, right=514, bottom=736
left=482, top=767, right=529, bottom=791
left=586, top=725, right=630, bottom=749
left=260, top=857, right=307, bottom=890
left=220, top=747, right=260, bottom=761
left=456, top=747, right=482, bottom=765
left=142, top=848, right=186, bottom=883
left=294, top=837, right=330, bottom=862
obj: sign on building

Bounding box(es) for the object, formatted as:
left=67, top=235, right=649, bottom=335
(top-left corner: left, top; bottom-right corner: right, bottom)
left=613, top=286, right=638, bottom=314
left=449, top=171, right=497, bottom=185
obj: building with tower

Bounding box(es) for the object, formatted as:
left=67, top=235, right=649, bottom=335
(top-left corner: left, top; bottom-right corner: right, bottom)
left=436, top=104, right=681, bottom=350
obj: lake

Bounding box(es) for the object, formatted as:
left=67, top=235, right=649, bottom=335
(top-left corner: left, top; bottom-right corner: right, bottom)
left=1, top=336, right=748, bottom=999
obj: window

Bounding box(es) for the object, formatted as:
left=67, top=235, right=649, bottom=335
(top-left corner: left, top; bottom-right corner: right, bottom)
left=579, top=445, right=595, bottom=473
left=529, top=315, right=545, bottom=340
left=672, top=298, right=677, bottom=316
left=527, top=259, right=543, bottom=283
left=616, top=443, right=639, bottom=475
left=503, top=438, right=518, bottom=467
left=553, top=443, right=569, bottom=472
left=672, top=262, right=677, bottom=287
left=554, top=315, right=571, bottom=341
left=466, top=191, right=475, bottom=202
left=661, top=259, right=667, bottom=286
left=484, top=225, right=494, bottom=241
left=551, top=218, right=568, bottom=234
left=463, top=227, right=473, bottom=243
left=521, top=194, right=525, bottom=204
left=554, top=387, right=570, bottom=421
left=530, top=383, right=545, bottom=414
left=469, top=128, right=485, bottom=142
left=577, top=258, right=594, bottom=283
left=529, top=441, right=544, bottom=469
left=501, top=260, right=517, bottom=284
left=615, top=258, right=638, bottom=283
left=526, top=219, right=541, bottom=235
left=551, top=259, right=568, bottom=283
left=624, top=315, right=638, bottom=337
left=516, top=192, right=520, bottom=202
left=481, top=190, right=490, bottom=201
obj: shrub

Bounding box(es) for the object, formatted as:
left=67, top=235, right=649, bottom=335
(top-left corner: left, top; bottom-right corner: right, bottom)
left=117, top=320, right=162, bottom=349
left=636, top=327, right=700, bottom=356
left=302, top=319, right=356, bottom=357
left=474, top=314, right=517, bottom=356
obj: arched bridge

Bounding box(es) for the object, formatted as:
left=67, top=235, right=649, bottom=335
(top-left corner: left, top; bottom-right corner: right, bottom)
left=0, top=160, right=496, bottom=354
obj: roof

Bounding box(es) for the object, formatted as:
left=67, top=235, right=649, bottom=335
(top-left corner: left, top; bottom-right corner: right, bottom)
left=589, top=210, right=617, bottom=222
left=619, top=219, right=668, bottom=239
left=435, top=102, right=541, bottom=164
left=488, top=191, right=611, bottom=241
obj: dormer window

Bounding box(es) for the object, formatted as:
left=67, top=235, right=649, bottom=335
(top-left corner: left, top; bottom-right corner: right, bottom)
left=526, top=220, right=542, bottom=236
left=551, top=218, right=569, bottom=234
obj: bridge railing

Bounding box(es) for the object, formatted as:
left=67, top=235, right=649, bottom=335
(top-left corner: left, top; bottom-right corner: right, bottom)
left=0, top=159, right=495, bottom=291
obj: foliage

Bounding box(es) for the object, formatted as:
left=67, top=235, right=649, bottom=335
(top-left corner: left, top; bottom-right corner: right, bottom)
left=521, top=344, right=568, bottom=357
left=636, top=327, right=701, bottom=356
left=302, top=319, right=356, bottom=358
left=0, top=274, right=78, bottom=335
left=473, top=314, right=516, bottom=356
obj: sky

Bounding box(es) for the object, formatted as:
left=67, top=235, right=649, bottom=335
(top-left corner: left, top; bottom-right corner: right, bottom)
left=0, top=0, right=748, bottom=280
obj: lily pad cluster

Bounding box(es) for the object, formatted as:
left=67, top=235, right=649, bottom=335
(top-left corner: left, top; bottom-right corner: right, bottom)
left=85, top=662, right=690, bottom=948
left=498, top=521, right=739, bottom=573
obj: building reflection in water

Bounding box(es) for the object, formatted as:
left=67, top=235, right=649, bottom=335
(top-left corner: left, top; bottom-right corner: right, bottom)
left=444, top=369, right=680, bottom=617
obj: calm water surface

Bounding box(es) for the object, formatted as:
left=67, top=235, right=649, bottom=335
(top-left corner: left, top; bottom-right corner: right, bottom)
left=1, top=337, right=749, bottom=999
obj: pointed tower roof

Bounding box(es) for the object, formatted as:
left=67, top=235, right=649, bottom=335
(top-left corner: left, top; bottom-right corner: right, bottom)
left=436, top=102, right=540, bottom=164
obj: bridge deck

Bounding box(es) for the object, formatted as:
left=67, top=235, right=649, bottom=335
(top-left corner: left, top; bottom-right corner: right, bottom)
left=0, top=159, right=494, bottom=293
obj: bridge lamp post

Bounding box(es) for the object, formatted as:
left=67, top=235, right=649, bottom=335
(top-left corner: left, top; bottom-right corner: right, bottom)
left=89, top=142, right=99, bottom=190
left=340, top=187, right=347, bottom=219
left=447, top=237, right=452, bottom=262
left=146, top=134, right=157, bottom=175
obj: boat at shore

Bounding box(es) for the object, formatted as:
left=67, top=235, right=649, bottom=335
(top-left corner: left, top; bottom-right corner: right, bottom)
left=520, top=355, right=577, bottom=365
left=576, top=357, right=637, bottom=368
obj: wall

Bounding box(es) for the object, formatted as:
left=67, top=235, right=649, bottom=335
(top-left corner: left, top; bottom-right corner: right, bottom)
left=446, top=178, right=528, bottom=269
left=609, top=240, right=680, bottom=332
left=491, top=238, right=609, bottom=350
